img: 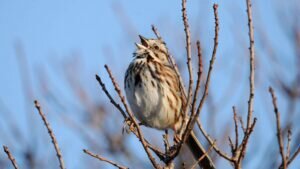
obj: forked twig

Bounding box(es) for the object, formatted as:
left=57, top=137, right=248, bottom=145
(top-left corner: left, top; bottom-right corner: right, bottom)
left=269, top=87, right=286, bottom=168
left=269, top=87, right=300, bottom=169
left=96, top=65, right=161, bottom=169
left=180, top=0, right=194, bottom=137
left=197, top=119, right=233, bottom=162
left=184, top=4, right=220, bottom=142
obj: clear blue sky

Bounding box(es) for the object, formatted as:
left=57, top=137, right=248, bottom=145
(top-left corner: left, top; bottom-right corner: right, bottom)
left=0, top=0, right=299, bottom=169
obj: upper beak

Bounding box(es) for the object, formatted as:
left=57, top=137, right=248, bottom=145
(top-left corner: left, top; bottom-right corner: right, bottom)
left=139, top=35, right=149, bottom=48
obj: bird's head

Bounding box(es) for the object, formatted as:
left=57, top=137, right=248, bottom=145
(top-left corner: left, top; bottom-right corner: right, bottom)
left=134, top=35, right=169, bottom=64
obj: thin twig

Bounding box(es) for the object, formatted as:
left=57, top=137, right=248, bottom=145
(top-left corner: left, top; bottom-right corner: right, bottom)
left=184, top=4, right=220, bottom=142
left=287, top=146, right=300, bottom=166
left=83, top=149, right=128, bottom=169
left=238, top=116, right=246, bottom=134
left=195, top=3, right=219, bottom=120
left=286, top=130, right=292, bottom=161
left=228, top=137, right=235, bottom=155
left=96, top=73, right=165, bottom=163
left=180, top=0, right=194, bottom=137
left=233, top=106, right=239, bottom=150
left=3, top=145, right=19, bottom=169
left=95, top=75, right=127, bottom=119
left=237, top=118, right=257, bottom=163
left=197, top=119, right=233, bottom=162
left=190, top=41, right=203, bottom=119
left=103, top=65, right=161, bottom=169
left=269, top=87, right=286, bottom=168
left=151, top=25, right=161, bottom=39
left=34, top=100, right=65, bottom=169
left=245, top=0, right=255, bottom=133
left=234, top=0, right=257, bottom=166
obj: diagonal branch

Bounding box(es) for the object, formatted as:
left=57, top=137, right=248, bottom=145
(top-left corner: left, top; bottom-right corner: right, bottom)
left=287, top=146, right=300, bottom=166
left=3, top=145, right=19, bottom=169
left=95, top=75, right=127, bottom=119
left=151, top=25, right=161, bottom=39
left=34, top=100, right=66, bottom=169
left=83, top=149, right=128, bottom=169
left=96, top=73, right=165, bottom=164
left=97, top=65, right=161, bottom=169
left=196, top=119, right=233, bottom=162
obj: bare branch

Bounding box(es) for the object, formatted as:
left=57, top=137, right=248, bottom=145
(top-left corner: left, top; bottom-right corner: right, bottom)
left=96, top=72, right=166, bottom=164
left=228, top=137, right=235, bottom=155
left=151, top=25, right=161, bottom=39
left=287, top=146, right=300, bottom=166
left=180, top=0, right=194, bottom=137
left=34, top=100, right=65, bottom=169
left=233, top=106, right=239, bottom=150
left=245, top=0, right=255, bottom=132
left=286, top=129, right=292, bottom=162
left=184, top=4, right=219, bottom=142
left=95, top=74, right=127, bottom=119
left=195, top=3, right=219, bottom=119
left=3, top=145, right=19, bottom=169
left=102, top=65, right=161, bottom=169
left=197, top=119, right=233, bottom=162
left=269, top=87, right=287, bottom=168
left=83, top=149, right=128, bottom=169
left=269, top=87, right=300, bottom=168
left=237, top=118, right=257, bottom=163
left=238, top=116, right=246, bottom=134
left=232, top=1, right=257, bottom=166
left=190, top=41, right=203, bottom=118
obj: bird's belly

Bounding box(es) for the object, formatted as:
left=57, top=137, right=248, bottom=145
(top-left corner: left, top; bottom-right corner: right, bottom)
left=126, top=74, right=176, bottom=130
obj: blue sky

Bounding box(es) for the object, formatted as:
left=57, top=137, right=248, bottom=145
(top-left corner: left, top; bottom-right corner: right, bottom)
left=0, top=0, right=299, bottom=168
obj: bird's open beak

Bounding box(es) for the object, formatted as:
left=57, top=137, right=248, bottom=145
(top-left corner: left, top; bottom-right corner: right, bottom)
left=135, top=35, right=149, bottom=49
left=139, top=35, right=149, bottom=47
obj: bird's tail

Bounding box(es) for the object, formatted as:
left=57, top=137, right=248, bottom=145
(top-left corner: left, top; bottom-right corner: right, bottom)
left=186, top=131, right=215, bottom=169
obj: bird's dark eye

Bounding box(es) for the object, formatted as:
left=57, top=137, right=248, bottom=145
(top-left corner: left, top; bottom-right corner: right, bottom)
left=154, top=45, right=159, bottom=50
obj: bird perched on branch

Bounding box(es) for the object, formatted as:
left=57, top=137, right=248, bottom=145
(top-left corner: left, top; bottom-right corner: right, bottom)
left=124, top=35, right=215, bottom=169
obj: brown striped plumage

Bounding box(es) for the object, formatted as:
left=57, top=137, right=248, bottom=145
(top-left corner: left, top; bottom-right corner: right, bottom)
left=124, top=35, right=215, bottom=169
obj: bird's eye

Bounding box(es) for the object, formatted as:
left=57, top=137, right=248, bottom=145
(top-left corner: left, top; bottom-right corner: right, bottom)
left=154, top=45, right=159, bottom=50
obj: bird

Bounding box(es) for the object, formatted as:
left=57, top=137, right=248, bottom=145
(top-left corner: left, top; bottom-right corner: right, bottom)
left=124, top=35, right=215, bottom=169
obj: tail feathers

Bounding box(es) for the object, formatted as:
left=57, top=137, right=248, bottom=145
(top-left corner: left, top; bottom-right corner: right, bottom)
left=186, top=131, right=215, bottom=169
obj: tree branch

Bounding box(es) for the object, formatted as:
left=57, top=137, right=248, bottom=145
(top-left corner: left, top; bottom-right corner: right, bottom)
left=3, top=145, right=19, bottom=169
left=83, top=149, right=128, bottom=169
left=34, top=100, right=66, bottom=169
left=180, top=0, right=194, bottom=137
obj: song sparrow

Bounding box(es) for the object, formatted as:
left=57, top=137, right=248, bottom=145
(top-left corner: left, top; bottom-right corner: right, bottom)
left=124, top=35, right=215, bottom=169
